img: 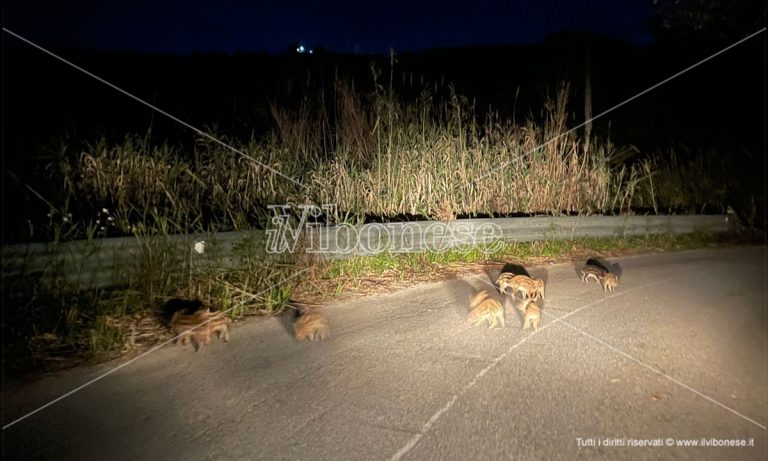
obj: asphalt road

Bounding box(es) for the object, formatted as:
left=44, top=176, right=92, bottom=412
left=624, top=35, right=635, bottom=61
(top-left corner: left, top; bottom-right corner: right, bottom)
left=3, top=246, right=767, bottom=460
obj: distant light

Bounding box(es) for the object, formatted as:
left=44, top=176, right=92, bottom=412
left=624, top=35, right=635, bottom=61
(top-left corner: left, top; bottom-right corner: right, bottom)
left=295, top=44, right=313, bottom=54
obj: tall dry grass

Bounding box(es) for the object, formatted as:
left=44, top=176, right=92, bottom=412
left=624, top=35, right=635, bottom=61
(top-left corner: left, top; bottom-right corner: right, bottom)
left=22, top=68, right=734, bottom=244
left=310, top=83, right=629, bottom=220
left=56, top=82, right=640, bottom=233
left=68, top=134, right=309, bottom=233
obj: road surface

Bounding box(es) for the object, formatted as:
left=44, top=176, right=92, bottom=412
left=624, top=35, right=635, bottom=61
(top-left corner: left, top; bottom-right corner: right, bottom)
left=3, top=246, right=767, bottom=460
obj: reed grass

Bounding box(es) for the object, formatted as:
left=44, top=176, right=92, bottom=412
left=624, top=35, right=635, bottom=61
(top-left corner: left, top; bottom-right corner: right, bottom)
left=47, top=82, right=650, bottom=233
left=15, top=70, right=733, bottom=247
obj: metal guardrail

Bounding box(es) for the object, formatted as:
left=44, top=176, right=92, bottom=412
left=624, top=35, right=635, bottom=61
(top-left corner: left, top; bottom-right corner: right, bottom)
left=310, top=215, right=731, bottom=257
left=1, top=231, right=265, bottom=291
left=2, top=215, right=730, bottom=290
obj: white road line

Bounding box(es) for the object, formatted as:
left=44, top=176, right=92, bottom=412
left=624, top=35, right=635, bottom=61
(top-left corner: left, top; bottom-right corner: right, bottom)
left=389, top=283, right=650, bottom=461
left=391, top=267, right=766, bottom=460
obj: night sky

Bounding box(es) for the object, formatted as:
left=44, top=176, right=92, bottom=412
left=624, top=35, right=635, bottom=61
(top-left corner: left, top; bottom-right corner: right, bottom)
left=4, top=0, right=654, bottom=54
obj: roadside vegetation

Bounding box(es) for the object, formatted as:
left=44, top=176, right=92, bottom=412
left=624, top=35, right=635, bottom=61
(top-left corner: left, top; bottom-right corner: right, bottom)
left=297, top=230, right=760, bottom=303
left=3, top=76, right=757, bottom=377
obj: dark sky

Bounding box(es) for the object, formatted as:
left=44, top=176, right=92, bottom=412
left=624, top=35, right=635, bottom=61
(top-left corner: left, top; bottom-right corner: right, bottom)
left=4, top=0, right=653, bottom=55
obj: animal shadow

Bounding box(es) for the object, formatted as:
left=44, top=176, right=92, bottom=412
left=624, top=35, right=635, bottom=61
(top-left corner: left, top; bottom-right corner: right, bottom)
left=498, top=263, right=531, bottom=277
left=161, top=298, right=205, bottom=324
left=584, top=257, right=623, bottom=278
left=280, top=300, right=304, bottom=336
left=484, top=262, right=532, bottom=294
left=446, top=278, right=488, bottom=320
left=455, top=274, right=522, bottom=325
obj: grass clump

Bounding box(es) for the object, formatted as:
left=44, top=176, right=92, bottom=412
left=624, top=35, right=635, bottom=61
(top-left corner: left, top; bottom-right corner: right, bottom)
left=301, top=231, right=748, bottom=302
